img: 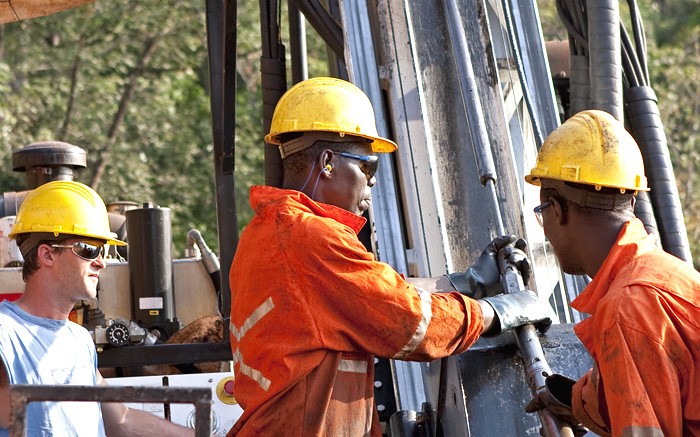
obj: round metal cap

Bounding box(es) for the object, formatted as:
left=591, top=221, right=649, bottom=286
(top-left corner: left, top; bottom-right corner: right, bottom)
left=12, top=141, right=87, bottom=172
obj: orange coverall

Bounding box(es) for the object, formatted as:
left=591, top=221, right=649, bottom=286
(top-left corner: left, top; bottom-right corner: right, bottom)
left=227, top=186, right=484, bottom=436
left=570, top=218, right=700, bottom=436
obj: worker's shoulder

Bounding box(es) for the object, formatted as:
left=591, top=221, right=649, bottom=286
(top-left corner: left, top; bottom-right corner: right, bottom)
left=0, top=301, right=16, bottom=325
left=622, top=248, right=700, bottom=294
left=599, top=254, right=700, bottom=333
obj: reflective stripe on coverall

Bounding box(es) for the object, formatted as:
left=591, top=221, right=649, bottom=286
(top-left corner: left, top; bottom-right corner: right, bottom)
left=227, top=186, right=484, bottom=436
left=570, top=218, right=700, bottom=436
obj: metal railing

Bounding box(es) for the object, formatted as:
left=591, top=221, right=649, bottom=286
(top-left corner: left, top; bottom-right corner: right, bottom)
left=9, top=385, right=212, bottom=437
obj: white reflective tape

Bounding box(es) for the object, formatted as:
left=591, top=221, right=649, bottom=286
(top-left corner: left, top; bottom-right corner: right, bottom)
left=138, top=297, right=163, bottom=310
left=232, top=348, right=271, bottom=391
left=239, top=362, right=272, bottom=391
left=393, top=286, right=432, bottom=359
left=338, top=359, right=368, bottom=374
left=229, top=298, right=276, bottom=392
left=230, top=297, right=274, bottom=342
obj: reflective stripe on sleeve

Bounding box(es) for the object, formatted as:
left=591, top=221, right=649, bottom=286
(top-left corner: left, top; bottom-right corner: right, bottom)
left=233, top=348, right=272, bottom=391
left=338, top=359, right=368, bottom=374
left=393, top=286, right=432, bottom=359
left=230, top=297, right=275, bottom=391
left=230, top=297, right=275, bottom=341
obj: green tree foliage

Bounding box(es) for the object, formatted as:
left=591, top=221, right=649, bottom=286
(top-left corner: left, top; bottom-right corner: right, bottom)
left=0, top=1, right=328, bottom=258
left=0, top=2, right=219, bottom=255
left=650, top=30, right=700, bottom=264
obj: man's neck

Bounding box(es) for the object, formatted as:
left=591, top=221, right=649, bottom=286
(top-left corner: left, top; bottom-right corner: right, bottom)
left=15, top=282, right=74, bottom=320
left=579, top=219, right=627, bottom=278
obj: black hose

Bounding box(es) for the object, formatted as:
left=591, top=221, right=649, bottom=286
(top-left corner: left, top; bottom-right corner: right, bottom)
left=620, top=24, right=643, bottom=88
left=633, top=190, right=658, bottom=236
left=556, top=0, right=589, bottom=114
left=625, top=87, right=692, bottom=262
left=587, top=0, right=622, bottom=119
left=626, top=0, right=649, bottom=82
left=260, top=0, right=287, bottom=188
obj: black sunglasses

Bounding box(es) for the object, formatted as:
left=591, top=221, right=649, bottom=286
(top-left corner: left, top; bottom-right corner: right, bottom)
left=337, top=151, right=379, bottom=179
left=51, top=241, right=106, bottom=261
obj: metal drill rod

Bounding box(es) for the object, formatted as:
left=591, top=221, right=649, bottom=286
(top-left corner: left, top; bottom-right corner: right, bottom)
left=442, top=0, right=574, bottom=433
left=499, top=246, right=574, bottom=437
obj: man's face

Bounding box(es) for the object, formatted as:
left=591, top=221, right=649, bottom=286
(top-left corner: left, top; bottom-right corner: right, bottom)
left=539, top=188, right=585, bottom=275
left=51, top=238, right=107, bottom=301
left=315, top=141, right=378, bottom=216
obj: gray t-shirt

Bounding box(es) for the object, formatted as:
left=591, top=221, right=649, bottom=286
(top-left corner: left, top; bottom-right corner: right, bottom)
left=0, top=300, right=105, bottom=437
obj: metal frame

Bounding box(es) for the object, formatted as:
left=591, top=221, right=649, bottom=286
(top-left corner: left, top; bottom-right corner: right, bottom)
left=9, top=385, right=212, bottom=437
left=98, top=0, right=237, bottom=369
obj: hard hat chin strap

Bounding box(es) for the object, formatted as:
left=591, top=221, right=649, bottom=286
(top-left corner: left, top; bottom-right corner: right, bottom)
left=544, top=179, right=636, bottom=210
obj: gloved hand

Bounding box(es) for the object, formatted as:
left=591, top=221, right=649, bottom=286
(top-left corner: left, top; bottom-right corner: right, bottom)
left=480, top=289, right=553, bottom=336
left=500, top=238, right=532, bottom=286
left=525, top=374, right=588, bottom=437
left=446, top=235, right=517, bottom=299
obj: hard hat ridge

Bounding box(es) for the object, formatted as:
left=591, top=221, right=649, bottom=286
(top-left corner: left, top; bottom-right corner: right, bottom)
left=525, top=109, right=648, bottom=193
left=9, top=180, right=126, bottom=247
left=266, top=77, right=397, bottom=158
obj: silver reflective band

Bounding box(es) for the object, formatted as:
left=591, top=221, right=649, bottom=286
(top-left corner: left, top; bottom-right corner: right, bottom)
left=233, top=348, right=272, bottom=391
left=394, top=286, right=432, bottom=359
left=230, top=297, right=275, bottom=391
left=338, top=359, right=368, bottom=374
left=230, top=297, right=275, bottom=342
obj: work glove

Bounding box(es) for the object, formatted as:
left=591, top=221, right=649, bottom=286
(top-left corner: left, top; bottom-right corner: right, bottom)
left=480, top=289, right=553, bottom=336
left=525, top=374, right=589, bottom=437
left=447, top=235, right=525, bottom=299
left=500, top=238, right=532, bottom=286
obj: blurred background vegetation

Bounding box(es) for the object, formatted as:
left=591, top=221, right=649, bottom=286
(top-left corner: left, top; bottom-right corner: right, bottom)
left=0, top=1, right=698, bottom=262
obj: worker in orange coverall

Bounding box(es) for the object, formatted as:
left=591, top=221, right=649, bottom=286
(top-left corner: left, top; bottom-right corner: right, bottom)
left=524, top=109, right=700, bottom=436
left=227, top=77, right=554, bottom=436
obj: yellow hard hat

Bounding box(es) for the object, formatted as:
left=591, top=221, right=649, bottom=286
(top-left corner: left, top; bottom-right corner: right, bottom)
left=9, top=180, right=127, bottom=246
left=265, top=77, right=398, bottom=156
left=525, top=110, right=648, bottom=192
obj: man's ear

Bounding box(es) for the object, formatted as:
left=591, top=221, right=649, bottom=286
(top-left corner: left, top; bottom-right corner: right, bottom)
left=36, top=244, right=57, bottom=266
left=550, top=197, right=568, bottom=226
left=319, top=149, right=335, bottom=178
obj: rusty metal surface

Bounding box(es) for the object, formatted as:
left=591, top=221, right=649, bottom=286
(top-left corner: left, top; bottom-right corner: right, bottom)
left=9, top=385, right=212, bottom=437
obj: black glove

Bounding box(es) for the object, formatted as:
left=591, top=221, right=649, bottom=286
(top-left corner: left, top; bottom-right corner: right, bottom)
left=481, top=289, right=553, bottom=336
left=446, top=235, right=517, bottom=299
left=501, top=238, right=532, bottom=286
left=525, top=374, right=588, bottom=437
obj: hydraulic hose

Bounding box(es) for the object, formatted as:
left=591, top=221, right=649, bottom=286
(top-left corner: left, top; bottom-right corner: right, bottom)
left=569, top=55, right=590, bottom=115
left=587, top=0, right=622, bottom=119
left=556, top=0, right=589, bottom=115
left=625, top=87, right=692, bottom=262
left=260, top=0, right=287, bottom=188
left=618, top=0, right=690, bottom=260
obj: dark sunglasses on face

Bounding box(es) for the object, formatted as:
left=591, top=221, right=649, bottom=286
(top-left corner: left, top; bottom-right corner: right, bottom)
left=51, top=241, right=106, bottom=261
left=337, top=151, right=379, bottom=179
